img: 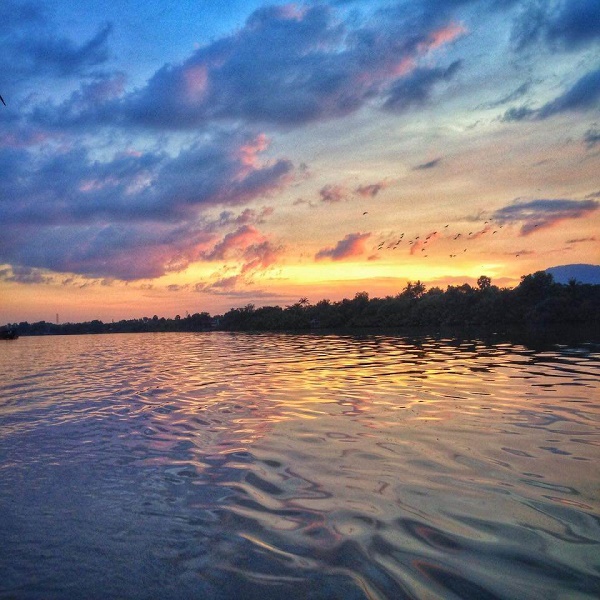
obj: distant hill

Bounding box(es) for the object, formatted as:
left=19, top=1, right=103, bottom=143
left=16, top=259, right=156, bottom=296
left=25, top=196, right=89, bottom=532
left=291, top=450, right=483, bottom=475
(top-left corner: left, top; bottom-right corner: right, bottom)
left=545, top=264, right=600, bottom=284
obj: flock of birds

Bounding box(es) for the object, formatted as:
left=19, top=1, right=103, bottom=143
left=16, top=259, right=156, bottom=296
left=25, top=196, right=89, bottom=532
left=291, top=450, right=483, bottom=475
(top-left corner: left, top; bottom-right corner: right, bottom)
left=369, top=217, right=522, bottom=259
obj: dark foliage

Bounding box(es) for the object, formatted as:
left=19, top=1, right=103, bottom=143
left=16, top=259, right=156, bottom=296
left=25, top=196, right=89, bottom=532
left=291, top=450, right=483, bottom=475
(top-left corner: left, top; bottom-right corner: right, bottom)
left=3, top=272, right=599, bottom=336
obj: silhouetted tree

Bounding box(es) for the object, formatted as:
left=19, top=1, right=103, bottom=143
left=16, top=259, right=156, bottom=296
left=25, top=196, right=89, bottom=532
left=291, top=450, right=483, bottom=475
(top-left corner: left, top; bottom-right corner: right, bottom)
left=477, top=275, right=491, bottom=291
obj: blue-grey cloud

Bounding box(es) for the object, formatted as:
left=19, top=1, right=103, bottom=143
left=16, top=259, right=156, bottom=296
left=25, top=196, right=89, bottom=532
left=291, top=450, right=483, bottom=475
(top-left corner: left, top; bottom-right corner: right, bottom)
left=0, top=131, right=292, bottom=280
left=0, top=133, right=292, bottom=227
left=0, top=221, right=214, bottom=280
left=502, top=105, right=536, bottom=121
left=512, top=0, right=600, bottom=52
left=493, top=198, right=599, bottom=235
left=383, top=61, right=461, bottom=113
left=413, top=157, right=442, bottom=170
left=27, top=4, right=467, bottom=132
left=0, top=1, right=112, bottom=90
left=0, top=266, right=52, bottom=285
left=537, top=69, right=600, bottom=119
left=212, top=207, right=275, bottom=230
left=503, top=68, right=600, bottom=121
left=584, top=125, right=600, bottom=148
left=482, top=82, right=531, bottom=109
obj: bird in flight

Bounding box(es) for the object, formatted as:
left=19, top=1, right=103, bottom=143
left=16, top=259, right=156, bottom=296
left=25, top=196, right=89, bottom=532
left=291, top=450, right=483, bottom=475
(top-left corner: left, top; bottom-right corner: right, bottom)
left=0, top=95, right=6, bottom=106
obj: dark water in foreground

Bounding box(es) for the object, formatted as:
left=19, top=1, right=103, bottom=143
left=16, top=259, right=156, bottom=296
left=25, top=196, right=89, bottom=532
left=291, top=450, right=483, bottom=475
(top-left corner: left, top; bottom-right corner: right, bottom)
left=0, top=332, right=599, bottom=599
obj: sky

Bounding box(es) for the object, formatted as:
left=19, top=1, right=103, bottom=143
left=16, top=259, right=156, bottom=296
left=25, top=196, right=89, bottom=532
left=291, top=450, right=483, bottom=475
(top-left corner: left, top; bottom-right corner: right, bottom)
left=1, top=0, right=599, bottom=324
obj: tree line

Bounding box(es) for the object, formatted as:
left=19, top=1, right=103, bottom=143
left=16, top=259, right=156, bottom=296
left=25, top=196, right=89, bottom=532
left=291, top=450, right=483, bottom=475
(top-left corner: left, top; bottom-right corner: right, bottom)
left=3, top=271, right=599, bottom=336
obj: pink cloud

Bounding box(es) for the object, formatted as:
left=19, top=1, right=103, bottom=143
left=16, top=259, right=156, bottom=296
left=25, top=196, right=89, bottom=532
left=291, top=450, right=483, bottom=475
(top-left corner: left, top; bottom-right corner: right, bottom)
left=206, top=275, right=241, bottom=290
left=410, top=240, right=426, bottom=255
left=204, top=225, right=267, bottom=260
left=389, top=56, right=416, bottom=79
left=319, top=184, right=347, bottom=203
left=315, top=232, right=371, bottom=261
left=374, top=23, right=467, bottom=82
left=409, top=231, right=441, bottom=255
left=354, top=181, right=389, bottom=197
left=0, top=129, right=50, bottom=148
left=183, top=65, right=209, bottom=101
left=421, top=23, right=467, bottom=53
left=241, top=240, right=282, bottom=274
left=201, top=225, right=283, bottom=283
left=237, top=133, right=270, bottom=169
left=468, top=225, right=492, bottom=239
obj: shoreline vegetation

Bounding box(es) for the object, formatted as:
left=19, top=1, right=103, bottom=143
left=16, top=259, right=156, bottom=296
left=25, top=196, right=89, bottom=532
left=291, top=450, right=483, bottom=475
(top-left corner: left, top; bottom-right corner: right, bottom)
left=2, top=272, right=600, bottom=338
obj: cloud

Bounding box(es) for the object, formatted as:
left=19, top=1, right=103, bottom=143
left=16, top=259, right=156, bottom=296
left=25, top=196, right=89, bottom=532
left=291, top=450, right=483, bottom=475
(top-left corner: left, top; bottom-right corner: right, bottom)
left=0, top=265, right=52, bottom=284
left=0, top=1, right=112, bottom=89
left=503, top=68, right=600, bottom=121
left=202, top=225, right=284, bottom=278
left=492, top=198, right=599, bottom=235
left=512, top=0, right=600, bottom=52
left=319, top=184, right=347, bottom=203
left=354, top=181, right=389, bottom=197
left=0, top=127, right=51, bottom=149
left=0, top=132, right=292, bottom=226
left=584, top=126, right=600, bottom=148
left=321, top=179, right=391, bottom=202
left=315, top=232, right=371, bottom=261
left=383, top=60, right=462, bottom=113
left=167, top=284, right=189, bottom=292
left=407, top=230, right=442, bottom=255
left=565, top=236, right=597, bottom=244
left=241, top=240, right=282, bottom=274
left=0, top=222, right=217, bottom=280
left=203, top=225, right=267, bottom=261
left=0, top=1, right=472, bottom=286
left=0, top=130, right=293, bottom=280
left=199, top=275, right=242, bottom=291
left=413, top=157, right=442, bottom=170
left=467, top=225, right=492, bottom=239
left=482, top=82, right=531, bottom=109
left=420, top=0, right=519, bottom=14
left=537, top=69, right=600, bottom=119
left=193, top=272, right=280, bottom=299
left=213, top=207, right=275, bottom=229
left=28, top=4, right=467, bottom=132
left=506, top=249, right=535, bottom=256
left=502, top=106, right=535, bottom=121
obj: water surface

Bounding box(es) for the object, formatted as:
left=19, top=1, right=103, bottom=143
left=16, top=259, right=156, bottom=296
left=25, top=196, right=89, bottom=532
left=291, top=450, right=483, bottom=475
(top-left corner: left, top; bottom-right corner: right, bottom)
left=1, top=332, right=599, bottom=599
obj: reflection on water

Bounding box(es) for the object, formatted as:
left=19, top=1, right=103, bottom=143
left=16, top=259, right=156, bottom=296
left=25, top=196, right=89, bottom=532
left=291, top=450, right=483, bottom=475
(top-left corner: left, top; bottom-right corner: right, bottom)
left=0, top=332, right=599, bottom=599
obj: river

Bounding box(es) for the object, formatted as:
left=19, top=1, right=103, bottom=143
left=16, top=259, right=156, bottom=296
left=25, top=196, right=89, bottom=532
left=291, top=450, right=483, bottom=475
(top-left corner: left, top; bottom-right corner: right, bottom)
left=1, top=332, right=599, bottom=599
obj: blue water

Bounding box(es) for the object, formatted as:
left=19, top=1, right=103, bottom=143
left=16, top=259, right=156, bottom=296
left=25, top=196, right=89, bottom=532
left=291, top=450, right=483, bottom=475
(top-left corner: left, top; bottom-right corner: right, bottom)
left=1, top=332, right=599, bottom=599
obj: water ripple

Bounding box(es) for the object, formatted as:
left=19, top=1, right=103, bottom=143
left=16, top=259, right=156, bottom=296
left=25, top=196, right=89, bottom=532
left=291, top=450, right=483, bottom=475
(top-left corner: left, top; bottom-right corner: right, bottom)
left=0, top=332, right=599, bottom=599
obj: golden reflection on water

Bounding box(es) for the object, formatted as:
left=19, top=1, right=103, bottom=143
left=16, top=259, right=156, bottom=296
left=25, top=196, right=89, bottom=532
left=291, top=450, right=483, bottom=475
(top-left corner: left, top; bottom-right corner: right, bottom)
left=0, top=332, right=599, bottom=599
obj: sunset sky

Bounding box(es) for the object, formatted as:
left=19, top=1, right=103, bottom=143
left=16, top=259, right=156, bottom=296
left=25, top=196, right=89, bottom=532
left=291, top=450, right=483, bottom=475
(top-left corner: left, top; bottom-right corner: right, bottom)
left=1, top=0, right=599, bottom=324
